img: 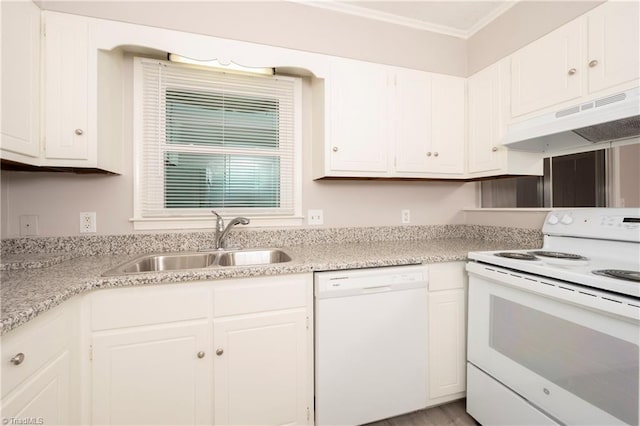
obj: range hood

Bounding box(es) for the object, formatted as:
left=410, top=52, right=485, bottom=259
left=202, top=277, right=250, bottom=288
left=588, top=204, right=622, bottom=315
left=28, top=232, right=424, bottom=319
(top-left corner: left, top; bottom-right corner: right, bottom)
left=503, top=87, right=640, bottom=152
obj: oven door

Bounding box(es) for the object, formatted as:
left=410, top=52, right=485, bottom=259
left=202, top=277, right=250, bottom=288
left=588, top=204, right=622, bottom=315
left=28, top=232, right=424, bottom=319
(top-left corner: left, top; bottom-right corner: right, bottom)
left=467, top=262, right=640, bottom=426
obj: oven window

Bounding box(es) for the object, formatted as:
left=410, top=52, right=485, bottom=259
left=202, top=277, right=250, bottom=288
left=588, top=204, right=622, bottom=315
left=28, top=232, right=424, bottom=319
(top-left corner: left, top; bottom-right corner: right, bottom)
left=489, top=296, right=638, bottom=425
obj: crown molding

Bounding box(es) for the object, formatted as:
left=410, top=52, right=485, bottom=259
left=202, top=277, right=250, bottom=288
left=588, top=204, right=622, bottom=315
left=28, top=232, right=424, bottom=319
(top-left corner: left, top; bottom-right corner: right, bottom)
left=288, top=0, right=518, bottom=40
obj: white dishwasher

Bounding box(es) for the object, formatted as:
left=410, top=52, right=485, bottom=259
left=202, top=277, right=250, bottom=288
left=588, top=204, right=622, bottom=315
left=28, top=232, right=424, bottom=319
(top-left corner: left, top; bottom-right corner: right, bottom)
left=314, top=264, right=428, bottom=426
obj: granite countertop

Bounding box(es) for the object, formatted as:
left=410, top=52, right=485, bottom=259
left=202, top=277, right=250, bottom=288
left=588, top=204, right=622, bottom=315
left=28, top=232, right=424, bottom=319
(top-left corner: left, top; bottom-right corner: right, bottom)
left=0, top=252, right=78, bottom=271
left=0, top=237, right=534, bottom=335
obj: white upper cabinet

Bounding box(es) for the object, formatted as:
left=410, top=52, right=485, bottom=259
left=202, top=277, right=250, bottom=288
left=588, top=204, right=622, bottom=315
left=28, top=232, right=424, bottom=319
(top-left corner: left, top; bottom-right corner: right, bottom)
left=325, top=58, right=391, bottom=176
left=0, top=0, right=40, bottom=162
left=1, top=10, right=124, bottom=173
left=394, top=72, right=465, bottom=176
left=314, top=58, right=466, bottom=179
left=41, top=12, right=123, bottom=173
left=511, top=19, right=584, bottom=118
left=42, top=12, right=89, bottom=161
left=587, top=1, right=640, bottom=94
left=468, top=59, right=543, bottom=177
left=511, top=1, right=639, bottom=119
left=468, top=59, right=507, bottom=174
left=429, top=74, right=465, bottom=175
left=394, top=69, right=432, bottom=174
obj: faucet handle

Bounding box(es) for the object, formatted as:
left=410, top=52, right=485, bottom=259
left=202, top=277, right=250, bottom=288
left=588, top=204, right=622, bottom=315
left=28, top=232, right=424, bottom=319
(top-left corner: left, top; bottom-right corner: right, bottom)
left=211, top=210, right=224, bottom=230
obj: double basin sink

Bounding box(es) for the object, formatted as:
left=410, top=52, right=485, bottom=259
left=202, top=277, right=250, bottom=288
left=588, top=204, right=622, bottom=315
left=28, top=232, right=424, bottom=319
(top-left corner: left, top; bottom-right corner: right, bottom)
left=102, top=248, right=291, bottom=276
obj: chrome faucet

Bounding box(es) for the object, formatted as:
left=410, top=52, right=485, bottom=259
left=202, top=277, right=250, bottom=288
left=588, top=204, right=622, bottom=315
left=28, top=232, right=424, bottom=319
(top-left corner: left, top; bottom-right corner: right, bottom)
left=211, top=210, right=250, bottom=249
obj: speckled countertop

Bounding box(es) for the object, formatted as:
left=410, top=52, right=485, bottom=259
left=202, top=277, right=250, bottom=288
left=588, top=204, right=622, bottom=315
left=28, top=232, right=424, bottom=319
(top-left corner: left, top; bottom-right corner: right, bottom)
left=0, top=252, right=78, bottom=271
left=0, top=236, right=540, bottom=335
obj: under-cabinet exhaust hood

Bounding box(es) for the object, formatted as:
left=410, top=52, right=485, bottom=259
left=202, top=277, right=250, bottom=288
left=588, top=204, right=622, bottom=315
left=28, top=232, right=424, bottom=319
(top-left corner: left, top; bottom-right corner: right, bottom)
left=503, top=87, right=640, bottom=152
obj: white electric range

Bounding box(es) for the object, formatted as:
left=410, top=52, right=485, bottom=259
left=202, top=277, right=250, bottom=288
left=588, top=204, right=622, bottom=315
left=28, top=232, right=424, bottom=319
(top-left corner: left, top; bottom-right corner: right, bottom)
left=466, top=208, right=640, bottom=426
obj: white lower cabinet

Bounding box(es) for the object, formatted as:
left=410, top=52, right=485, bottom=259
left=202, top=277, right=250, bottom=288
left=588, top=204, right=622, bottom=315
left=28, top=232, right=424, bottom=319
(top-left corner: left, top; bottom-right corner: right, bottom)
left=426, top=262, right=467, bottom=407
left=213, top=309, right=310, bottom=425
left=212, top=274, right=313, bottom=425
left=87, top=273, right=313, bottom=426
left=91, top=323, right=212, bottom=425
left=1, top=350, right=70, bottom=425
left=1, top=298, right=79, bottom=425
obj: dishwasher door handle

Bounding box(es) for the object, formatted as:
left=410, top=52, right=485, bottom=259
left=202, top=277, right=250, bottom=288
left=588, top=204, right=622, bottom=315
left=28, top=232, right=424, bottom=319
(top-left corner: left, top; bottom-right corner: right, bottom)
left=363, top=285, right=392, bottom=293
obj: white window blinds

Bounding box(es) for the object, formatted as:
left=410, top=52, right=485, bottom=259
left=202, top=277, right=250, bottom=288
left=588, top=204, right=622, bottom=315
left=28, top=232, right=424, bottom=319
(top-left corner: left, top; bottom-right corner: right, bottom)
left=135, top=58, right=298, bottom=219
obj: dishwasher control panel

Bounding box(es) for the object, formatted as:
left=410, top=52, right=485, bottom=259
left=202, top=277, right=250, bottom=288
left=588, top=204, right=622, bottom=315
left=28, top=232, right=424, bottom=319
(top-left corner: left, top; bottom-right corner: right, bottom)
left=314, top=264, right=428, bottom=298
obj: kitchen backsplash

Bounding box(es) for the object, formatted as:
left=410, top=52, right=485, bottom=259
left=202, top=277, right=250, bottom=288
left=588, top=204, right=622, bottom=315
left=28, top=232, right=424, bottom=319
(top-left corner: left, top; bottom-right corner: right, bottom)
left=0, top=225, right=543, bottom=256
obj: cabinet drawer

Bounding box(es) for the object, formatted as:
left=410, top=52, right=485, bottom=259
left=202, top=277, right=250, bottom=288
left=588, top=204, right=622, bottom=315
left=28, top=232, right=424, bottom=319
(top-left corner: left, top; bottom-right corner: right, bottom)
left=428, top=262, right=467, bottom=291
left=90, top=284, right=210, bottom=331
left=1, top=304, right=72, bottom=398
left=213, top=274, right=310, bottom=317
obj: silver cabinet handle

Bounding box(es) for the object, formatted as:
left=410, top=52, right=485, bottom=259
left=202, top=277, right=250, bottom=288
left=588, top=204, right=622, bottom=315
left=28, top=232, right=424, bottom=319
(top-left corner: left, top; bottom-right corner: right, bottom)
left=568, top=68, right=577, bottom=75
left=492, top=146, right=498, bottom=152
left=332, top=147, right=338, bottom=152
left=75, top=129, right=84, bottom=135
left=426, top=152, right=432, bottom=157
left=197, top=351, right=205, bottom=359
left=589, top=59, right=598, bottom=68
left=216, top=348, right=224, bottom=356
left=10, top=353, right=25, bottom=365
left=433, top=152, right=439, bottom=157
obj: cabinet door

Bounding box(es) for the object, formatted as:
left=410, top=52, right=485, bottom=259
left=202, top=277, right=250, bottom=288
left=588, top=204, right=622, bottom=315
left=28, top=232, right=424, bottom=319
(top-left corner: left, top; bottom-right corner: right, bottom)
left=587, top=1, right=640, bottom=94
left=511, top=19, right=584, bottom=117
left=468, top=60, right=509, bottom=174
left=214, top=309, right=311, bottom=425
left=91, top=322, right=212, bottom=425
left=0, top=0, right=40, bottom=159
left=43, top=12, right=89, bottom=160
left=1, top=351, right=70, bottom=426
left=429, top=74, right=465, bottom=175
left=428, top=289, right=466, bottom=400
left=394, top=69, right=431, bottom=174
left=328, top=59, right=390, bottom=175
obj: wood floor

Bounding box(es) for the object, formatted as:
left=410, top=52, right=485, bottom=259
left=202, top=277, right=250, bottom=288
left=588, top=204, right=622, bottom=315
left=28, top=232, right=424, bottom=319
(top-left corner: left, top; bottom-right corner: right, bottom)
left=366, top=399, right=478, bottom=426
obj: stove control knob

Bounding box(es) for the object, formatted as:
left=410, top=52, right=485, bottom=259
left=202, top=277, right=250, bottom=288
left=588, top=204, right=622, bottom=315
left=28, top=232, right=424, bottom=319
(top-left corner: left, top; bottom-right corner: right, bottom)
left=561, top=214, right=573, bottom=225
left=547, top=215, right=559, bottom=225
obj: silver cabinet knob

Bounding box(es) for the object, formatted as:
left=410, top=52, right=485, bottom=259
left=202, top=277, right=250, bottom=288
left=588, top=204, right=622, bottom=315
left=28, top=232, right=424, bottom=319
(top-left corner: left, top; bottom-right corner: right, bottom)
left=216, top=348, right=224, bottom=356
left=568, top=68, right=577, bottom=75
left=433, top=152, right=439, bottom=157
left=10, top=353, right=25, bottom=365
left=74, top=129, right=84, bottom=135
left=589, top=59, right=598, bottom=68
left=492, top=146, right=498, bottom=152
left=197, top=351, right=205, bottom=359
left=426, top=152, right=432, bottom=157
left=332, top=147, right=338, bottom=152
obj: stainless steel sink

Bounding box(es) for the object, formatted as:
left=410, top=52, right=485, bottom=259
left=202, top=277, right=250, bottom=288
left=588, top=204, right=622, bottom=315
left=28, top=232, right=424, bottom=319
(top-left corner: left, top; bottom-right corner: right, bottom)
left=102, top=249, right=291, bottom=276
left=217, top=249, right=292, bottom=266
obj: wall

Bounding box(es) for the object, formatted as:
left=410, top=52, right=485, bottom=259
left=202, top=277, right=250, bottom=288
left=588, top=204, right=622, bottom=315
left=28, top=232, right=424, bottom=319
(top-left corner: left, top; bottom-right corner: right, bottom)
left=3, top=1, right=611, bottom=237
left=36, top=0, right=467, bottom=77
left=464, top=209, right=548, bottom=229
left=617, top=143, right=640, bottom=207
left=0, top=71, right=474, bottom=237
left=468, top=0, right=604, bottom=75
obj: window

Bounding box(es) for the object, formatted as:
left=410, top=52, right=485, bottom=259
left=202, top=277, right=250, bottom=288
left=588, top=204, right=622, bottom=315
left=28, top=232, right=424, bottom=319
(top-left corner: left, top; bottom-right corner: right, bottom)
left=481, top=145, right=639, bottom=208
left=133, top=58, right=302, bottom=229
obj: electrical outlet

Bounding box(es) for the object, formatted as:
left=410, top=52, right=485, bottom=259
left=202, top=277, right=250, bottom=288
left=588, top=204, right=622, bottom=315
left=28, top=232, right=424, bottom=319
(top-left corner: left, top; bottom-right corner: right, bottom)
left=80, top=212, right=97, bottom=233
left=307, top=209, right=324, bottom=225
left=19, top=215, right=39, bottom=236
left=401, top=209, right=411, bottom=224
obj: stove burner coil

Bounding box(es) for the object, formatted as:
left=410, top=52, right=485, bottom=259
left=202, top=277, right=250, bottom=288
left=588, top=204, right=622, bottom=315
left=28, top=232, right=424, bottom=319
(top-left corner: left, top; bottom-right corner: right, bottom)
left=592, top=269, right=640, bottom=282
left=530, top=251, right=588, bottom=261
left=494, top=252, right=538, bottom=261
